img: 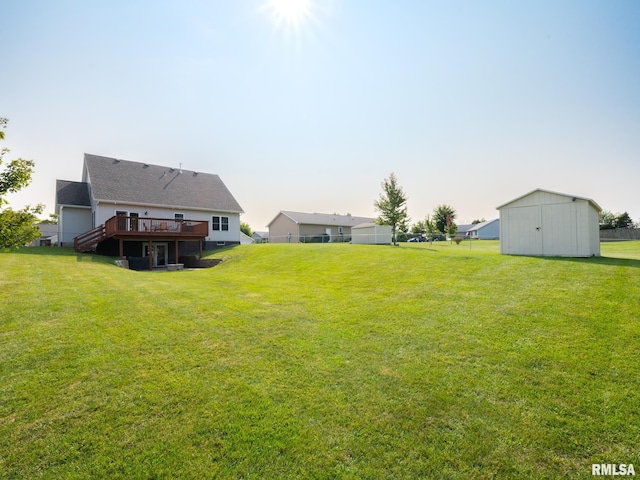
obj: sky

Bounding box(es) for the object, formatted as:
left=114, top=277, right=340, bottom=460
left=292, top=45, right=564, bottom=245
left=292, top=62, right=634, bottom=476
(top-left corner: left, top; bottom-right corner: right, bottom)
left=2, top=0, right=639, bottom=230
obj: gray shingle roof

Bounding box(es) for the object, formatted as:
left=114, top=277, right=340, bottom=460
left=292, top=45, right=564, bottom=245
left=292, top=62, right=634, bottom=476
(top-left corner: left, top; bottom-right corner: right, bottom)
left=83, top=154, right=243, bottom=213
left=276, top=211, right=374, bottom=227
left=56, top=180, right=91, bottom=207
left=468, top=219, right=498, bottom=232
left=456, top=224, right=474, bottom=234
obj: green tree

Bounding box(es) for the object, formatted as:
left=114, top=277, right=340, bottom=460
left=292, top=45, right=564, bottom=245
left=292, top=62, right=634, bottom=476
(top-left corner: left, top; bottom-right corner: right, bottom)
left=411, top=220, right=426, bottom=234
left=615, top=211, right=634, bottom=229
left=600, top=210, right=635, bottom=230
left=0, top=118, right=43, bottom=248
left=40, top=213, right=58, bottom=225
left=424, top=215, right=438, bottom=239
left=240, top=220, right=253, bottom=237
left=433, top=204, right=457, bottom=234
left=599, top=210, right=616, bottom=230
left=374, top=172, right=409, bottom=246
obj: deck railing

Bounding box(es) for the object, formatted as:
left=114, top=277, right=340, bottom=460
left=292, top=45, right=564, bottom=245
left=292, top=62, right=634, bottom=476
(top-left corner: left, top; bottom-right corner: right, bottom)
left=74, top=224, right=107, bottom=252
left=105, top=216, right=209, bottom=237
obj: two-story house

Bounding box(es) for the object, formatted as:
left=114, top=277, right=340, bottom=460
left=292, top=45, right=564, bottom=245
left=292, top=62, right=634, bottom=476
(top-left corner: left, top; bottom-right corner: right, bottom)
left=56, top=153, right=243, bottom=268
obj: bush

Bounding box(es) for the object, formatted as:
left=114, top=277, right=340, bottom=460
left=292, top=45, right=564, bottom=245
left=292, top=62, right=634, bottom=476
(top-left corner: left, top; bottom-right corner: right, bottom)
left=453, top=237, right=464, bottom=245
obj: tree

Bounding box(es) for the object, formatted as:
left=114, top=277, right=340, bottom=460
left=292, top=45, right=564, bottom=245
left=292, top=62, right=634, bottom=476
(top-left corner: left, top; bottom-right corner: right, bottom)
left=599, top=210, right=617, bottom=230
left=40, top=213, right=58, bottom=225
left=374, top=172, right=409, bottom=245
left=600, top=210, right=636, bottom=230
left=433, top=204, right=457, bottom=234
left=0, top=118, right=42, bottom=248
left=411, top=220, right=426, bottom=234
left=240, top=220, right=253, bottom=237
left=615, top=211, right=634, bottom=229
left=424, top=215, right=438, bottom=239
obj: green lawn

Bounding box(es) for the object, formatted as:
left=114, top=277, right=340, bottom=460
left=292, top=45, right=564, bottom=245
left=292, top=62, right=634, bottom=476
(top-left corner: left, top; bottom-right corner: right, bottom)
left=1, top=241, right=639, bottom=479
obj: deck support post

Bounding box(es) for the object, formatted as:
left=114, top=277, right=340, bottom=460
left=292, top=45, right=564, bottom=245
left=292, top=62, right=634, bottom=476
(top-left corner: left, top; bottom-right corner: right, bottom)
left=119, top=238, right=124, bottom=259
left=199, top=239, right=203, bottom=259
left=148, top=240, right=153, bottom=271
left=175, top=240, right=179, bottom=265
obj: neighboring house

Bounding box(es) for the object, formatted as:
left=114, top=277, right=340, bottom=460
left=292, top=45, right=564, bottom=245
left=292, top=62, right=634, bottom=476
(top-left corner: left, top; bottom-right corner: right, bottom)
left=252, top=231, right=269, bottom=243
left=267, top=211, right=374, bottom=243
left=351, top=223, right=392, bottom=245
left=467, top=219, right=500, bottom=240
left=28, top=223, right=58, bottom=246
left=240, top=231, right=254, bottom=245
left=56, top=153, right=244, bottom=268
left=497, top=188, right=601, bottom=257
left=456, top=224, right=474, bottom=237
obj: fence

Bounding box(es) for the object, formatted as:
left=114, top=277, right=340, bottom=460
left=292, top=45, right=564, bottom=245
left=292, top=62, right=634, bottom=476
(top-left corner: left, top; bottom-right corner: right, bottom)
left=262, top=232, right=399, bottom=244
left=600, top=228, right=640, bottom=241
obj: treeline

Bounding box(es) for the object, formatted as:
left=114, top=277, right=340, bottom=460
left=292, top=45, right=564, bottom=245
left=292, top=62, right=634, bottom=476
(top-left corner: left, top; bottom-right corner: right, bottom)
left=599, top=210, right=636, bottom=230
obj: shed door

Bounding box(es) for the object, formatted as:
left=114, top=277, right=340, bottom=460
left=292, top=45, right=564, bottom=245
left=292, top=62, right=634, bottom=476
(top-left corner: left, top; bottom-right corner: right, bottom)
left=503, top=205, right=542, bottom=255
left=541, top=203, right=578, bottom=256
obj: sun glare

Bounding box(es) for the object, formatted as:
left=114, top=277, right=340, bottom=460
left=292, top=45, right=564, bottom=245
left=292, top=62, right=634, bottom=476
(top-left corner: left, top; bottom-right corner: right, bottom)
left=266, top=0, right=313, bottom=28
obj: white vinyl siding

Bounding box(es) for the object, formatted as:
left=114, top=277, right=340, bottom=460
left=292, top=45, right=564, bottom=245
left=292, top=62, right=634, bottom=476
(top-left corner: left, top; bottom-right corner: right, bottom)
left=499, top=189, right=600, bottom=257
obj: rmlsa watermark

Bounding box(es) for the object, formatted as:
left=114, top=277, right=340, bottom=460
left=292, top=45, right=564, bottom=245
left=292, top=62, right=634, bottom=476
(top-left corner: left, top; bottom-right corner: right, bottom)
left=592, top=463, right=635, bottom=476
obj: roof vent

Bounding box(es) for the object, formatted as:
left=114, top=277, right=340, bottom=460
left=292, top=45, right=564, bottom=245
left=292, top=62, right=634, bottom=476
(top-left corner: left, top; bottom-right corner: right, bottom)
left=179, top=163, right=183, bottom=174
left=143, top=163, right=149, bottom=167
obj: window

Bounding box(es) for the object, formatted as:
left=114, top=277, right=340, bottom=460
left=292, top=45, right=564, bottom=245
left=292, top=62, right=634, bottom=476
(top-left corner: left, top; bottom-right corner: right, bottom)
left=175, top=213, right=184, bottom=220
left=212, top=215, right=229, bottom=231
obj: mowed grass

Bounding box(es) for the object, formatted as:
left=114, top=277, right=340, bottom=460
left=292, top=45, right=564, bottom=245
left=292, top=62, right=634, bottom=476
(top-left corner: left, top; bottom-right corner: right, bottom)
left=1, top=241, right=639, bottom=479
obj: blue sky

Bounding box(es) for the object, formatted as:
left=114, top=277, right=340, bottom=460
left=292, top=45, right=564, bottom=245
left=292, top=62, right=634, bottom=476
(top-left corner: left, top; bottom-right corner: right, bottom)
left=2, top=0, right=639, bottom=230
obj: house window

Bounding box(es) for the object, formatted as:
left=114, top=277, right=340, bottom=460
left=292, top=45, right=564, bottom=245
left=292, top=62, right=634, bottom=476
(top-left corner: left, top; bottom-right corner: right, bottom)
left=175, top=213, right=184, bottom=220
left=212, top=216, right=229, bottom=231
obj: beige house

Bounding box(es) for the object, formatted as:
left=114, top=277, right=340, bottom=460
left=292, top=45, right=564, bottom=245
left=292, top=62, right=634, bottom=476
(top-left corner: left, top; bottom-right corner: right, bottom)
left=267, top=211, right=374, bottom=243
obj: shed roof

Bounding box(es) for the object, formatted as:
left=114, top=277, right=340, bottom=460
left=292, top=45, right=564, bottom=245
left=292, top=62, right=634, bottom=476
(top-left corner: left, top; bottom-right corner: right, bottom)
left=496, top=188, right=602, bottom=212
left=81, top=153, right=243, bottom=213
left=269, top=211, right=374, bottom=227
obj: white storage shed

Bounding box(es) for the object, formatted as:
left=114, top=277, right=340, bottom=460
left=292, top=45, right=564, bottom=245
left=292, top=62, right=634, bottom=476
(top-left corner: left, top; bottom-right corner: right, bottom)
left=497, top=188, right=601, bottom=257
left=351, top=223, right=392, bottom=245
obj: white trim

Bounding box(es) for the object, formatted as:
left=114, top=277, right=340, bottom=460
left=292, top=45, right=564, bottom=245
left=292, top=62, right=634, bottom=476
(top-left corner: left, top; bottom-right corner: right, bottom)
left=94, top=199, right=243, bottom=214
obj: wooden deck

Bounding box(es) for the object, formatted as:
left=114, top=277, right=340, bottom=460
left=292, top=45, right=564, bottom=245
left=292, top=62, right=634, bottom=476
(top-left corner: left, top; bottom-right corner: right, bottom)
left=107, top=216, right=208, bottom=238
left=74, top=216, right=209, bottom=262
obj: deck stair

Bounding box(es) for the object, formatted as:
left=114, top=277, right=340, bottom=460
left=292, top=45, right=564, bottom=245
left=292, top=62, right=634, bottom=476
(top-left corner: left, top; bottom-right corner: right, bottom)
left=74, top=224, right=107, bottom=252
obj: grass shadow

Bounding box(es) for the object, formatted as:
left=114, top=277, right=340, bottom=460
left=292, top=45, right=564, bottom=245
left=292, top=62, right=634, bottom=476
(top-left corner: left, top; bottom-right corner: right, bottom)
left=539, top=255, right=640, bottom=268
left=3, top=246, right=77, bottom=257
left=3, top=247, right=119, bottom=265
